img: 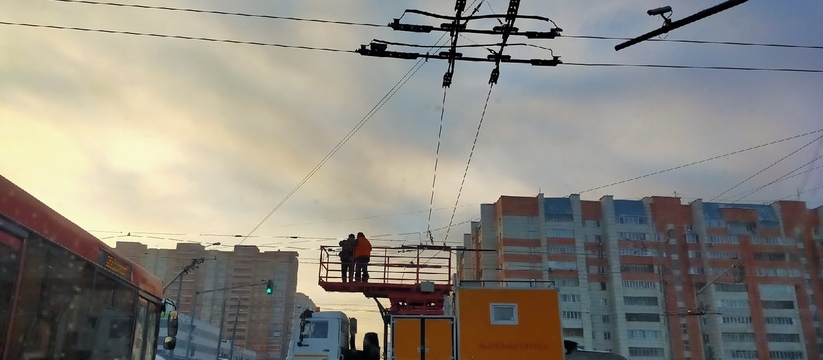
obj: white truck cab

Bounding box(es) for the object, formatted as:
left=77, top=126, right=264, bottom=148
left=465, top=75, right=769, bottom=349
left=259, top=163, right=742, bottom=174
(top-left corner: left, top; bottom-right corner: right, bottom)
left=287, top=310, right=351, bottom=360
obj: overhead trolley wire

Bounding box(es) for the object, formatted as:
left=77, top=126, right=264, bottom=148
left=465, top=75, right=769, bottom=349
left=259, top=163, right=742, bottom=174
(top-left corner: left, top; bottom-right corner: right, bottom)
left=578, top=127, right=823, bottom=194
left=49, top=0, right=385, bottom=28
left=443, top=83, right=494, bottom=243
left=426, top=88, right=449, bottom=244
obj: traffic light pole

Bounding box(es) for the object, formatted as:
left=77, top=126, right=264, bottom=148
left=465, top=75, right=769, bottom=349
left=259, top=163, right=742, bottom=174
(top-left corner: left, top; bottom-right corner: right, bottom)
left=183, top=280, right=272, bottom=360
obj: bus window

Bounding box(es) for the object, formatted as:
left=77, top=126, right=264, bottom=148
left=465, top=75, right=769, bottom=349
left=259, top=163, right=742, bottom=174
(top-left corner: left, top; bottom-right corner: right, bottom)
left=0, top=232, right=21, bottom=354
left=131, top=299, right=148, bottom=360
left=93, top=271, right=136, bottom=359
left=6, top=236, right=97, bottom=360
left=143, top=302, right=159, bottom=360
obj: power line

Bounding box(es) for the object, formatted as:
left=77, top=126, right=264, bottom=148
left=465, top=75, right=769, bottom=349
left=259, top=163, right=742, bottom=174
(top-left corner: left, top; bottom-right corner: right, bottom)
left=0, top=21, right=353, bottom=53
left=578, top=127, right=823, bottom=194
left=444, top=83, right=494, bottom=243
left=775, top=184, right=823, bottom=202
left=709, top=133, right=823, bottom=202
left=49, top=0, right=385, bottom=27
left=563, top=62, right=823, bottom=74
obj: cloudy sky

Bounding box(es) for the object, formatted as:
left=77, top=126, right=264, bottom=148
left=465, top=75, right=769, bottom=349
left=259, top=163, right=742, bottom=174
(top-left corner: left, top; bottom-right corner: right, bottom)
left=2, top=0, right=823, bottom=340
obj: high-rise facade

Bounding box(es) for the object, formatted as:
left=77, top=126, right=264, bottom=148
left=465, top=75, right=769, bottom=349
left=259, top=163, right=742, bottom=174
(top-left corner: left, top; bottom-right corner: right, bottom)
left=459, top=194, right=823, bottom=360
left=115, top=242, right=299, bottom=360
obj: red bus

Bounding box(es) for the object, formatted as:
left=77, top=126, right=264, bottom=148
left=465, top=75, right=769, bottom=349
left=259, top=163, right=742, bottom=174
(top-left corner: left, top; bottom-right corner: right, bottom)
left=0, top=175, right=177, bottom=359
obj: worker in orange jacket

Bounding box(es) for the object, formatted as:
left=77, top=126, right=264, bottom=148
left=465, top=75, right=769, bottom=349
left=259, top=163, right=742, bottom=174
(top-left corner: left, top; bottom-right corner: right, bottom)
left=353, top=232, right=372, bottom=282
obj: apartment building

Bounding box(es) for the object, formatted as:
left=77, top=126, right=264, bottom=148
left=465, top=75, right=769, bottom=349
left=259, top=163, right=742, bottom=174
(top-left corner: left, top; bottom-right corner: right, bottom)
left=458, top=194, right=823, bottom=360
left=115, top=242, right=299, bottom=360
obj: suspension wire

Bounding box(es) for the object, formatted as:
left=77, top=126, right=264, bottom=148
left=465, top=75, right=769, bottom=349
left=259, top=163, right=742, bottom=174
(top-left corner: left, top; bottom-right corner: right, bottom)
left=709, top=133, right=823, bottom=202
left=578, top=127, right=823, bottom=194
left=444, top=83, right=494, bottom=243
left=730, top=152, right=823, bottom=204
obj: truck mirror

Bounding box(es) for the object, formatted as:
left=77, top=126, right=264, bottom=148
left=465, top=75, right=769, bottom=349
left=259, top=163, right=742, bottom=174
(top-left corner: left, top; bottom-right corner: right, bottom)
left=163, top=336, right=177, bottom=350
left=167, top=310, right=179, bottom=337
left=350, top=318, right=358, bottom=335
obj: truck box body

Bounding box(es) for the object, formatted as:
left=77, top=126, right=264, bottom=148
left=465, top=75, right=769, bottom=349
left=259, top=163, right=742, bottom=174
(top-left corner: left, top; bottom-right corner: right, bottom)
left=455, top=286, right=564, bottom=360
left=390, top=316, right=454, bottom=360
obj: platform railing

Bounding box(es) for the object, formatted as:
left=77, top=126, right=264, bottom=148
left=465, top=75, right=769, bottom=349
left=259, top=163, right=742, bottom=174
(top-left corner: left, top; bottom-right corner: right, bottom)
left=318, top=245, right=452, bottom=287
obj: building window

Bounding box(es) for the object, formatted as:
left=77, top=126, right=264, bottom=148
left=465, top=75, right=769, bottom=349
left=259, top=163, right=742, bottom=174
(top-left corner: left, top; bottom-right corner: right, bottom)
left=715, top=283, right=747, bottom=292
left=759, top=284, right=794, bottom=294
left=600, top=282, right=607, bottom=290
left=490, top=303, right=518, bottom=325
left=765, top=317, right=794, bottom=325
left=560, top=294, right=581, bottom=303
left=721, top=316, right=752, bottom=324
left=604, top=331, right=611, bottom=340
left=622, top=280, right=657, bottom=289
left=624, top=296, right=659, bottom=306
left=562, top=328, right=584, bottom=337
left=602, top=315, right=610, bottom=323
left=562, top=311, right=582, bottom=320
left=618, top=232, right=647, bottom=241
left=769, top=351, right=804, bottom=359
left=721, top=332, right=756, bottom=342
left=547, top=229, right=575, bottom=238
left=628, top=347, right=664, bottom=357
left=761, top=300, right=795, bottom=310
left=628, top=330, right=662, bottom=339
left=717, top=299, right=750, bottom=309
left=766, top=333, right=801, bottom=343
left=724, top=350, right=759, bottom=359
left=625, top=313, right=661, bottom=322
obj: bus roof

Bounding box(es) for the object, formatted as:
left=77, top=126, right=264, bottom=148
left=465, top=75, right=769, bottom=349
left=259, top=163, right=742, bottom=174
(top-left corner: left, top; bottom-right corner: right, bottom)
left=0, top=175, right=163, bottom=297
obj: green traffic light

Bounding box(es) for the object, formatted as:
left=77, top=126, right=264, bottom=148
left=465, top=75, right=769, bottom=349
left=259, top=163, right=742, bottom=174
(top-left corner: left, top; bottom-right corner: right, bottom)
left=266, top=280, right=273, bottom=294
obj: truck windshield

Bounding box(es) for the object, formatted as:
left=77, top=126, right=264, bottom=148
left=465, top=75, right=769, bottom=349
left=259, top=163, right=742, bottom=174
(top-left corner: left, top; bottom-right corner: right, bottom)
left=302, top=320, right=329, bottom=339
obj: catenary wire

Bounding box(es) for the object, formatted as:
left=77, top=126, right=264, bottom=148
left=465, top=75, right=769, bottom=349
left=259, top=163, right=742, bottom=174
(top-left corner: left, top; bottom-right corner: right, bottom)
left=709, top=133, right=823, bottom=202
left=775, top=184, right=823, bottom=201
left=4, top=21, right=823, bottom=75
left=578, top=127, right=823, bottom=194
left=444, top=83, right=494, bottom=244
left=49, top=0, right=385, bottom=27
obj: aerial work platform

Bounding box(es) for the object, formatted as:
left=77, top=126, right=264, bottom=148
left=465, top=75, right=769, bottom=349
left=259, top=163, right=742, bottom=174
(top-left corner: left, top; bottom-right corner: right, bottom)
left=318, top=244, right=453, bottom=315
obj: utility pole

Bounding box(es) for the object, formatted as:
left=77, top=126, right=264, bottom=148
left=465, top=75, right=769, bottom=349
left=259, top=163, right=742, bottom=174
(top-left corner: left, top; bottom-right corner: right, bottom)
left=166, top=257, right=206, bottom=359
left=181, top=280, right=271, bottom=360
left=228, top=296, right=242, bottom=360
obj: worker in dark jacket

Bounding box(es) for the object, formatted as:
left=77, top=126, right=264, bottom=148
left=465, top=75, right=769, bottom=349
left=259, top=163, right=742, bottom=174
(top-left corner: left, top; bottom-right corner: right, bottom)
left=339, top=234, right=356, bottom=282
left=353, top=232, right=372, bottom=282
